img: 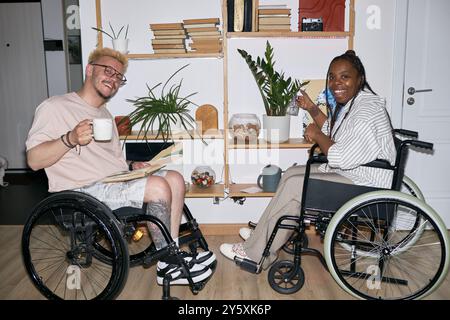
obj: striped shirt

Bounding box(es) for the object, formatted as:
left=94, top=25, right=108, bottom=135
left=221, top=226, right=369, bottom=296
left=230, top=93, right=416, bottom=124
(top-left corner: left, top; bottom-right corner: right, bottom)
left=319, top=91, right=397, bottom=188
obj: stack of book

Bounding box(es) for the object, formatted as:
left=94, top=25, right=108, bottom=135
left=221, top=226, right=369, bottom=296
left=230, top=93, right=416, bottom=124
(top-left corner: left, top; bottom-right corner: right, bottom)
left=183, top=18, right=222, bottom=53
left=258, top=4, right=291, bottom=32
left=149, top=22, right=187, bottom=54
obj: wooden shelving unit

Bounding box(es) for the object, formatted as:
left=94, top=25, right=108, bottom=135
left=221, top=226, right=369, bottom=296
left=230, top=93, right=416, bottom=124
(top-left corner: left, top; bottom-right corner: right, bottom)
left=186, top=184, right=225, bottom=198
left=229, top=138, right=312, bottom=149
left=126, top=53, right=223, bottom=60
left=119, top=129, right=223, bottom=141
left=228, top=183, right=274, bottom=197
left=96, top=0, right=355, bottom=199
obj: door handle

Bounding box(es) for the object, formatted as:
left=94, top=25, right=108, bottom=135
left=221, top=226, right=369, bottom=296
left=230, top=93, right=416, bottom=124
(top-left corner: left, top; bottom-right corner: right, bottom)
left=407, top=87, right=433, bottom=95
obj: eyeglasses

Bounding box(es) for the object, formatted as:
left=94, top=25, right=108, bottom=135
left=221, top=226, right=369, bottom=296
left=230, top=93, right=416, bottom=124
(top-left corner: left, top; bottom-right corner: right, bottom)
left=90, top=63, right=127, bottom=86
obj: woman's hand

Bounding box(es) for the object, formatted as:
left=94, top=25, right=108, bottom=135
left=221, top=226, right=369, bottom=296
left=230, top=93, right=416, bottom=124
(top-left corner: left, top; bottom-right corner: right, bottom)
left=68, top=119, right=93, bottom=146
left=296, top=90, right=317, bottom=113
left=304, top=123, right=322, bottom=143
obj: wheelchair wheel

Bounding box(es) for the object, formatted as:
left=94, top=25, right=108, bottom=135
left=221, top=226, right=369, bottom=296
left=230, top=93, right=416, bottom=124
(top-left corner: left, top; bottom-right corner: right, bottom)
left=268, top=260, right=305, bottom=294
left=337, top=176, right=426, bottom=257
left=281, top=231, right=309, bottom=255
left=324, top=190, right=449, bottom=300
left=22, top=191, right=129, bottom=300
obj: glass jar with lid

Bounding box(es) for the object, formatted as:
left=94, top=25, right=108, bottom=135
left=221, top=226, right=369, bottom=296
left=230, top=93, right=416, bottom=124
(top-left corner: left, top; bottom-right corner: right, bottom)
left=191, top=166, right=216, bottom=188
left=228, top=113, right=261, bottom=144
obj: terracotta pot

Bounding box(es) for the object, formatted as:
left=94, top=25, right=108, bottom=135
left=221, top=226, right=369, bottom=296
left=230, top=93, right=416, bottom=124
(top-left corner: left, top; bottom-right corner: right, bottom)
left=114, top=116, right=132, bottom=135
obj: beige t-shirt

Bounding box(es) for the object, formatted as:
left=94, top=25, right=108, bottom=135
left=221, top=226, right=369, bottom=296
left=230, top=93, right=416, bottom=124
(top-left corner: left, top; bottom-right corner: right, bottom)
left=26, top=92, right=128, bottom=192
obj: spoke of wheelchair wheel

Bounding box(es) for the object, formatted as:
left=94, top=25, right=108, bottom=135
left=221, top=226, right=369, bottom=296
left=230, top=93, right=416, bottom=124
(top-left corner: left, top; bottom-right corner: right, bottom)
left=31, top=230, right=69, bottom=254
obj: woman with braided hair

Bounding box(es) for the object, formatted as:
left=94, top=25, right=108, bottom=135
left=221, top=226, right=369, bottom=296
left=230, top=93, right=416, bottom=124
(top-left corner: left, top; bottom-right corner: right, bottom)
left=220, top=50, right=397, bottom=267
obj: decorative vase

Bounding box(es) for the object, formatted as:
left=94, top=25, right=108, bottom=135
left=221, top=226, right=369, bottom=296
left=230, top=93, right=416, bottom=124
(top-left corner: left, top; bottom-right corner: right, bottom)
left=228, top=113, right=261, bottom=144
left=114, top=116, right=132, bottom=135
left=262, top=114, right=290, bottom=143
left=112, top=39, right=129, bottom=54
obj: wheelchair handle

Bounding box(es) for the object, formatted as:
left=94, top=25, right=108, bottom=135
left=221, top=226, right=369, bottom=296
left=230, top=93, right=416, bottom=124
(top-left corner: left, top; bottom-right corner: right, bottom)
left=410, top=139, right=433, bottom=150
left=394, top=129, right=418, bottom=138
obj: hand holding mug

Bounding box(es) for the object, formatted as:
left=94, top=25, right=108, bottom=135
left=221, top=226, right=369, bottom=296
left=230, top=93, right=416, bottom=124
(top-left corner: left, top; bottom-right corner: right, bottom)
left=69, top=119, right=94, bottom=146
left=304, top=123, right=321, bottom=143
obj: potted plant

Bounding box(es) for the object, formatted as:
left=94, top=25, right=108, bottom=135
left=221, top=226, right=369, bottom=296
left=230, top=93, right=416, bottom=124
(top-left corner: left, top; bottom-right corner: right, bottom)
left=92, top=22, right=129, bottom=53
left=124, top=64, right=197, bottom=143
left=238, top=41, right=309, bottom=143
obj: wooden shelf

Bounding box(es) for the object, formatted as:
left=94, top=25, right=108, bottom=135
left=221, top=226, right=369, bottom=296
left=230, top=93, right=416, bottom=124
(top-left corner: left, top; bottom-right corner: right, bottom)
left=186, top=184, right=224, bottom=198
left=126, top=53, right=223, bottom=60
left=227, top=31, right=351, bottom=38
left=229, top=138, right=313, bottom=149
left=120, top=129, right=224, bottom=141
left=228, top=184, right=275, bottom=197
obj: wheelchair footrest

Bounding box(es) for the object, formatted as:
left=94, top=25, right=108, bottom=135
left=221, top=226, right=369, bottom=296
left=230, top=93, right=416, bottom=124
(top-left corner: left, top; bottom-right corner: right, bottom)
left=234, top=256, right=258, bottom=273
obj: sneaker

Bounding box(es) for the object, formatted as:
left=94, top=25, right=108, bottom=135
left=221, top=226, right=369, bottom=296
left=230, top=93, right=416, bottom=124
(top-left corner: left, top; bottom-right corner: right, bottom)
left=219, top=243, right=249, bottom=261
left=179, top=251, right=216, bottom=267
left=239, top=227, right=253, bottom=241
left=156, top=261, right=212, bottom=285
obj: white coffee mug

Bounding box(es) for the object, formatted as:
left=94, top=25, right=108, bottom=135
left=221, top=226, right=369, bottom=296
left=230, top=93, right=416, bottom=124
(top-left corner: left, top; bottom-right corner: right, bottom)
left=93, top=118, right=113, bottom=141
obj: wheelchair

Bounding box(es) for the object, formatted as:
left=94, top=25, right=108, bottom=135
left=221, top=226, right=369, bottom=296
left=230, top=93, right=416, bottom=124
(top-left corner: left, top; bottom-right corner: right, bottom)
left=234, top=129, right=450, bottom=300
left=21, top=190, right=215, bottom=300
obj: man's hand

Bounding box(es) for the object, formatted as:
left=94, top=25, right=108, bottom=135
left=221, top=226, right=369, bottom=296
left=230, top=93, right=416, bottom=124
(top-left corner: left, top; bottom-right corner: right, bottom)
left=130, top=161, right=150, bottom=170
left=69, top=119, right=93, bottom=146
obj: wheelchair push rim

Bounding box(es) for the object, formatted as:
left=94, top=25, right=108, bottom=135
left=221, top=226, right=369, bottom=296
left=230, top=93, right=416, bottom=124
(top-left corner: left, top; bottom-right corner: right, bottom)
left=324, top=190, right=449, bottom=300
left=21, top=192, right=130, bottom=300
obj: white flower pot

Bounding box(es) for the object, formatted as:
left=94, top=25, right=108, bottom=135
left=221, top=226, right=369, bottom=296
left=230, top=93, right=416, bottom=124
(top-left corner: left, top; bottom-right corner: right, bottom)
left=112, top=39, right=129, bottom=54
left=263, top=114, right=290, bottom=143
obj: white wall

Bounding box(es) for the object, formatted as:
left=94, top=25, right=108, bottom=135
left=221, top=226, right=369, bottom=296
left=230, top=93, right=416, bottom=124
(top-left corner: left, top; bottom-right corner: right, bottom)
left=78, top=0, right=398, bottom=224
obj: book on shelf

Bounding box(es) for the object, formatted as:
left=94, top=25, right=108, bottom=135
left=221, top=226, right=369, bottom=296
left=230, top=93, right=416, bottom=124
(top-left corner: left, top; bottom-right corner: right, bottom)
left=243, top=0, right=253, bottom=32
left=258, top=25, right=291, bottom=31
left=190, top=35, right=222, bottom=41
left=258, top=4, right=288, bottom=9
left=298, top=0, right=345, bottom=31
left=152, top=34, right=187, bottom=39
left=149, top=23, right=184, bottom=30
left=258, top=8, right=291, bottom=15
left=227, top=0, right=235, bottom=32
left=183, top=27, right=218, bottom=32
left=102, top=144, right=183, bottom=183
left=258, top=16, right=291, bottom=25
left=153, top=48, right=187, bottom=54
left=152, top=44, right=186, bottom=49
left=152, top=29, right=186, bottom=36
left=187, top=31, right=221, bottom=36
left=184, top=23, right=219, bottom=29
left=183, top=18, right=220, bottom=25
left=151, top=38, right=186, bottom=44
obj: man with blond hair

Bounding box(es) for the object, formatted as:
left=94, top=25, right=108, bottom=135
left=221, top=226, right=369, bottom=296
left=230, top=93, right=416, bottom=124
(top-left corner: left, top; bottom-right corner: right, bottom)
left=26, top=47, right=215, bottom=285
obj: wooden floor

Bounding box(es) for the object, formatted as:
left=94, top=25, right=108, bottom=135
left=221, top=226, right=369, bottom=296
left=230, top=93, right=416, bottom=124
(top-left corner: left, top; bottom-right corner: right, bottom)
left=1, top=225, right=449, bottom=300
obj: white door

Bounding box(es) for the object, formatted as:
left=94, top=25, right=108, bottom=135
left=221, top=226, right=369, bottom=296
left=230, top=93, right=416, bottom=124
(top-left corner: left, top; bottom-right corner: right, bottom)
left=0, top=3, right=48, bottom=169
left=401, top=0, right=450, bottom=226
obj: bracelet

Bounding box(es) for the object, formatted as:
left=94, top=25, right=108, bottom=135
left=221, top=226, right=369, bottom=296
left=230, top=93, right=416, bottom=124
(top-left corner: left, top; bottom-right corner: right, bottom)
left=65, top=131, right=76, bottom=148
left=128, top=161, right=134, bottom=171
left=60, top=132, right=75, bottom=149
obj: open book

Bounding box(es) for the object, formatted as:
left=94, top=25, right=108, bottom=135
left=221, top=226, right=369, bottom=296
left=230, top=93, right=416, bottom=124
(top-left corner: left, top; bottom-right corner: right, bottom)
left=102, top=143, right=183, bottom=183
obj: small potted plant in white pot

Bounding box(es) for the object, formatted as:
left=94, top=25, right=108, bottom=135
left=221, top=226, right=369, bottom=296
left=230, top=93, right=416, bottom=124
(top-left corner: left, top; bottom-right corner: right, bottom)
left=238, top=41, right=309, bottom=143
left=92, top=22, right=129, bottom=54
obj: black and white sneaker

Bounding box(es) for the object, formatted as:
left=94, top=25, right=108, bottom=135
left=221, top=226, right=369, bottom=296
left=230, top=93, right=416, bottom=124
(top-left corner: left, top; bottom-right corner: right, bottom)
left=156, top=261, right=212, bottom=285
left=179, top=251, right=216, bottom=267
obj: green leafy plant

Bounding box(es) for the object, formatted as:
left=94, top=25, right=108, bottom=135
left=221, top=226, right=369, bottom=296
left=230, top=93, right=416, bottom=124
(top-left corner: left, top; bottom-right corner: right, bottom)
left=125, top=64, right=197, bottom=142
left=238, top=41, right=309, bottom=116
left=92, top=22, right=129, bottom=39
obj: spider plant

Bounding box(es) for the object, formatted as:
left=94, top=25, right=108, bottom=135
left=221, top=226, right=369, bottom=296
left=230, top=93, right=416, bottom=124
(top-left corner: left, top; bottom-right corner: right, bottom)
left=92, top=22, right=129, bottom=39
left=125, top=64, right=197, bottom=142
left=238, top=41, right=309, bottom=116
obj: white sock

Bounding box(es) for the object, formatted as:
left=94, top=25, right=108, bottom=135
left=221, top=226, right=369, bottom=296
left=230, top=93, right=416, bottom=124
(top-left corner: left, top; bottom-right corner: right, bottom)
left=157, top=237, right=179, bottom=269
